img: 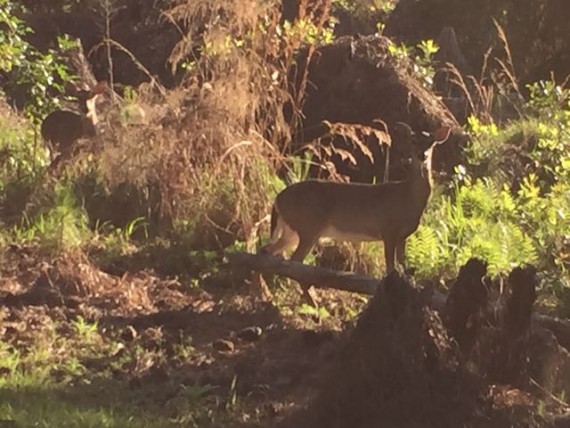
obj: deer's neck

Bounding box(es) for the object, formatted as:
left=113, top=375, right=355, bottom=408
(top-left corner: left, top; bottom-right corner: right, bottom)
left=409, top=160, right=434, bottom=210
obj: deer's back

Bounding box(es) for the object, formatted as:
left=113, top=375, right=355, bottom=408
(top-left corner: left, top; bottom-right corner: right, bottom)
left=41, top=110, right=95, bottom=150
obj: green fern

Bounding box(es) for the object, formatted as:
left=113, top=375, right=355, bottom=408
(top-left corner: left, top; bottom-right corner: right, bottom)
left=408, top=178, right=540, bottom=281
left=407, top=225, right=445, bottom=278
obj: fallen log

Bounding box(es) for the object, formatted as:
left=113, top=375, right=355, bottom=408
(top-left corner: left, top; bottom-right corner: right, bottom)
left=230, top=252, right=570, bottom=353
left=229, top=252, right=379, bottom=295
left=534, top=314, right=570, bottom=351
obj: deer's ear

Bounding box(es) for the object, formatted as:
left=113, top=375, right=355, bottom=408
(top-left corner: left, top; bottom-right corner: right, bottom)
left=433, top=126, right=451, bottom=144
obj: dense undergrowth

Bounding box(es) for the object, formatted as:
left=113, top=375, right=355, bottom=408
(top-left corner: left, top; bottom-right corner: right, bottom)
left=1, top=0, right=569, bottom=303
left=409, top=82, right=570, bottom=312
left=1, top=0, right=570, bottom=424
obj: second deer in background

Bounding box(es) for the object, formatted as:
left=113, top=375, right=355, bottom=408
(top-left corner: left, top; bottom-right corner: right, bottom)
left=260, top=122, right=451, bottom=303
left=41, top=81, right=107, bottom=165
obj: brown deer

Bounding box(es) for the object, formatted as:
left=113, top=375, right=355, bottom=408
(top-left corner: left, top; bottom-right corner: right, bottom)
left=260, top=122, right=451, bottom=303
left=41, top=81, right=107, bottom=163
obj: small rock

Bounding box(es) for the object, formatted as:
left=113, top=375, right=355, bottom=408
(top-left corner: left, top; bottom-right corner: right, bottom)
left=212, top=339, right=235, bottom=353
left=235, top=326, right=263, bottom=342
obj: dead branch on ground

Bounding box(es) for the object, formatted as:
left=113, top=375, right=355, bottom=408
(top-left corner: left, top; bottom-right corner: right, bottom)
left=229, top=252, right=379, bottom=295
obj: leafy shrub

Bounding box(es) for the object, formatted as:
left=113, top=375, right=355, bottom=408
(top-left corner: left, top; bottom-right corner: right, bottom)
left=517, top=174, right=570, bottom=272
left=387, top=39, right=440, bottom=89
left=0, top=98, right=49, bottom=225
left=0, top=0, right=81, bottom=237
left=0, top=0, right=74, bottom=121
left=408, top=178, right=537, bottom=279
left=90, top=0, right=340, bottom=249
left=13, top=181, right=91, bottom=252
left=408, top=79, right=570, bottom=287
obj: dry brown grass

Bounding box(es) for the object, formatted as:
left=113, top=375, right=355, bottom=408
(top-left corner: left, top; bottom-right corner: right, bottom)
left=308, top=119, right=392, bottom=181
left=86, top=0, right=335, bottom=248
left=443, top=21, right=524, bottom=124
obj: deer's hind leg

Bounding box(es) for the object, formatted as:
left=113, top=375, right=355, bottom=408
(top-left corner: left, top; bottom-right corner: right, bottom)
left=291, top=233, right=320, bottom=307
left=255, top=218, right=299, bottom=302
left=259, top=218, right=299, bottom=257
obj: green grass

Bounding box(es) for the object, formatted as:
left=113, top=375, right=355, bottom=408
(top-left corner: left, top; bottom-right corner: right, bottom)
left=0, top=384, right=181, bottom=428
left=0, top=317, right=211, bottom=428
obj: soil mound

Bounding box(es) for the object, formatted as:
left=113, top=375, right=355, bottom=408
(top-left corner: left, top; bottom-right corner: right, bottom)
left=298, top=34, right=464, bottom=181
left=281, top=270, right=552, bottom=428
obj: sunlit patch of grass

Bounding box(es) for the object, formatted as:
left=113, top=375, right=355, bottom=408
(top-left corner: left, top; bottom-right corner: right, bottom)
left=0, top=315, right=213, bottom=428
left=0, top=340, right=182, bottom=427
left=0, top=385, right=181, bottom=428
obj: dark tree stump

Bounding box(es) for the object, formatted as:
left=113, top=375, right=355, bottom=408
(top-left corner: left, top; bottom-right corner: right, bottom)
left=442, top=258, right=488, bottom=352
left=487, top=265, right=538, bottom=385
left=505, top=265, right=538, bottom=339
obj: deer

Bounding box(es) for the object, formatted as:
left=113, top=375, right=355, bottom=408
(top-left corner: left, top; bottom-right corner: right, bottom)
left=41, top=81, right=107, bottom=165
left=260, top=122, right=452, bottom=304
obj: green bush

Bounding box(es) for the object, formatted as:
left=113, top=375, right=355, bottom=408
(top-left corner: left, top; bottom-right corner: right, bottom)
left=408, top=79, right=570, bottom=289
left=13, top=181, right=91, bottom=252
left=408, top=178, right=537, bottom=278
left=0, top=0, right=75, bottom=121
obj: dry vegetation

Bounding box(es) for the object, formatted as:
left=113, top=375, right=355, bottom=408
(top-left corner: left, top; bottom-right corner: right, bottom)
left=1, top=0, right=570, bottom=426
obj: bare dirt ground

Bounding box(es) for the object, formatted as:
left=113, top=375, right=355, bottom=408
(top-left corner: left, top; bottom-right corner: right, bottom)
left=2, top=245, right=567, bottom=427
left=0, top=244, right=369, bottom=426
